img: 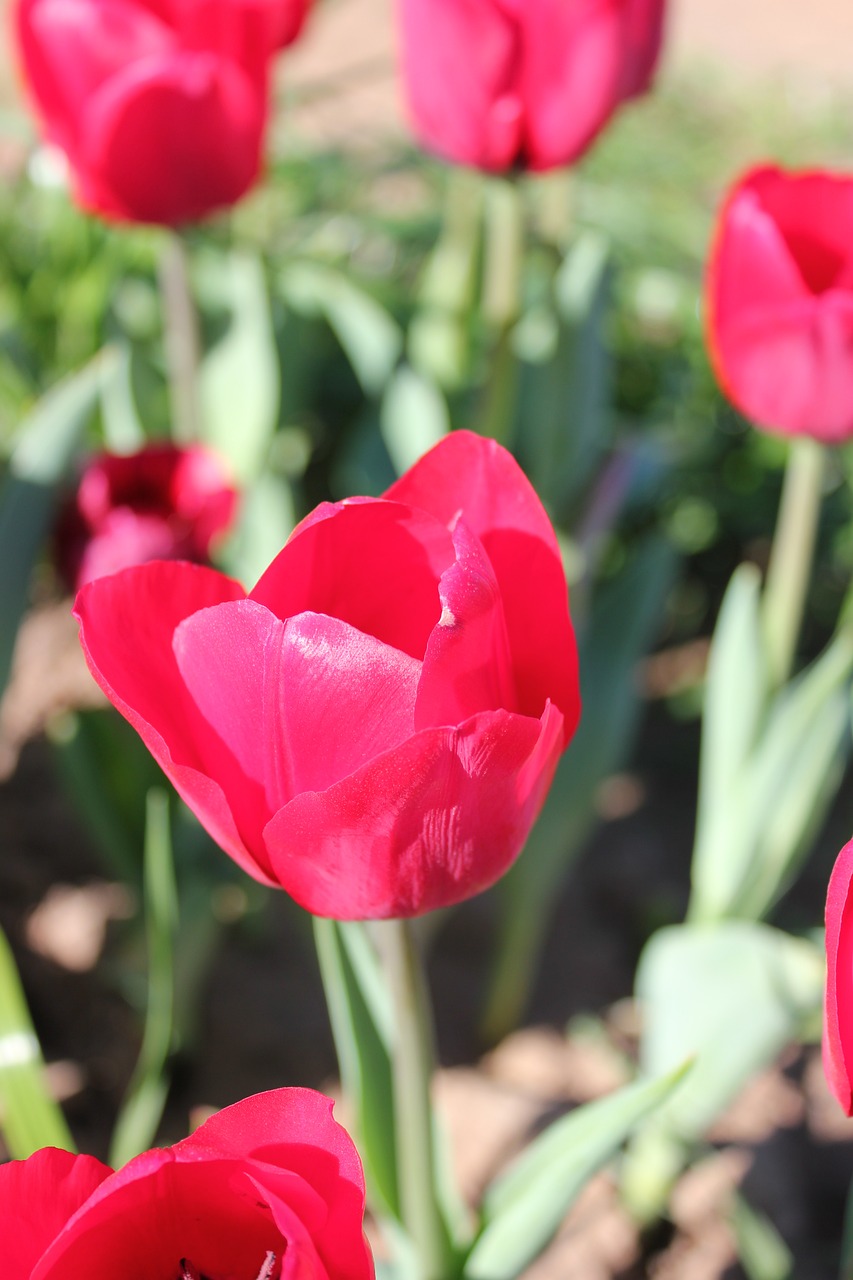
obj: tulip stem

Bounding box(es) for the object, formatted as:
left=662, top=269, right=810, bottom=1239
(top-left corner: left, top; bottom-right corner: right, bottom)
left=158, top=231, right=203, bottom=444
left=373, top=918, right=453, bottom=1280
left=762, top=435, right=825, bottom=689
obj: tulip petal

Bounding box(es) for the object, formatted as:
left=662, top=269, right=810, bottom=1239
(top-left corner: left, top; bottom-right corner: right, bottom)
left=174, top=601, right=420, bottom=807
left=386, top=432, right=579, bottom=742
left=824, top=838, right=853, bottom=1115
left=79, top=49, right=264, bottom=224
left=176, top=1089, right=372, bottom=1280
left=263, top=700, right=564, bottom=919
left=251, top=499, right=453, bottom=660
left=74, top=562, right=278, bottom=884
left=415, top=515, right=517, bottom=728
left=0, top=1149, right=111, bottom=1280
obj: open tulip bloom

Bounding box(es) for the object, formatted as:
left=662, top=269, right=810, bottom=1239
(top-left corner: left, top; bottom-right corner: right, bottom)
left=398, top=0, right=666, bottom=172
left=0, top=1088, right=374, bottom=1280
left=824, top=838, right=853, bottom=1116
left=707, top=165, right=853, bottom=442
left=75, top=431, right=579, bottom=920
left=15, top=0, right=312, bottom=224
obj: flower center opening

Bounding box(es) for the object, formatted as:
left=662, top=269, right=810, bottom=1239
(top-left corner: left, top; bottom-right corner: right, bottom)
left=782, top=228, right=848, bottom=295
left=178, top=1250, right=280, bottom=1280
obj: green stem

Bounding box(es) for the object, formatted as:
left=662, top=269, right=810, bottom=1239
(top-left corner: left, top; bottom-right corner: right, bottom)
left=372, top=918, right=452, bottom=1280
left=158, top=231, right=203, bottom=444
left=762, top=436, right=825, bottom=689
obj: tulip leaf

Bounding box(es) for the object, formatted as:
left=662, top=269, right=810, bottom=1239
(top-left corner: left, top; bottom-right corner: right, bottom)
left=730, top=1191, right=793, bottom=1280
left=110, top=789, right=178, bottom=1168
left=380, top=365, right=448, bottom=477
left=463, top=1064, right=689, bottom=1280
left=0, top=349, right=117, bottom=698
left=313, top=918, right=400, bottom=1219
left=0, top=923, right=75, bottom=1157
left=219, top=471, right=296, bottom=589
left=200, top=251, right=280, bottom=484
left=100, top=343, right=145, bottom=453
left=281, top=262, right=403, bottom=396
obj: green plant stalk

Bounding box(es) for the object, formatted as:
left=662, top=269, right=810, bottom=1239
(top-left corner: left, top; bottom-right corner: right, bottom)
left=478, top=176, right=524, bottom=449
left=762, top=436, right=825, bottom=689
left=373, top=918, right=453, bottom=1280
left=158, top=231, right=203, bottom=444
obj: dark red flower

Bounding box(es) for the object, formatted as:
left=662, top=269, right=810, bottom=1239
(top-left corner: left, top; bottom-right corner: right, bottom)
left=0, top=1088, right=374, bottom=1280
left=74, top=431, right=580, bottom=919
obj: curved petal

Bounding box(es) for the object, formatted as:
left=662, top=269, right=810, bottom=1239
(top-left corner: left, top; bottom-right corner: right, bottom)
left=263, top=700, right=564, bottom=919
left=15, top=0, right=173, bottom=158
left=620, top=0, right=666, bottom=99
left=251, top=499, right=453, bottom=660
left=385, top=432, right=579, bottom=742
left=177, top=1089, right=372, bottom=1280
left=397, top=0, right=523, bottom=170
left=78, top=49, right=265, bottom=224
left=0, top=1149, right=111, bottom=1280
left=415, top=515, right=517, bottom=728
left=74, top=562, right=276, bottom=884
left=824, top=838, right=853, bottom=1115
left=173, top=601, right=420, bottom=806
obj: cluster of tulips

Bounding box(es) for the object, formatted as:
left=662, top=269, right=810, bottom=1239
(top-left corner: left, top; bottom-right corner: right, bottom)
left=4, top=0, right=853, bottom=1277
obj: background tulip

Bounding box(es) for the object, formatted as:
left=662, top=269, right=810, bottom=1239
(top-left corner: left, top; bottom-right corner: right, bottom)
left=57, top=442, right=238, bottom=590
left=824, top=838, right=853, bottom=1116
left=397, top=0, right=666, bottom=172
left=75, top=431, right=580, bottom=919
left=706, top=165, right=853, bottom=442
left=0, top=1088, right=374, bottom=1280
left=15, top=0, right=312, bottom=224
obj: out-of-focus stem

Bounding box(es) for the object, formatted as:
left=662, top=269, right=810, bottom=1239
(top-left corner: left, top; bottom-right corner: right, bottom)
left=372, top=917, right=451, bottom=1280
left=158, top=231, right=202, bottom=444
left=762, top=436, right=825, bottom=689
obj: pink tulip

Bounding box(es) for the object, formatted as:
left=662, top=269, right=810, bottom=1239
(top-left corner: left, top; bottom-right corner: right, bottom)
left=397, top=0, right=666, bottom=172
left=707, top=166, right=853, bottom=442
left=15, top=0, right=312, bottom=224
left=75, top=431, right=580, bottom=919
left=824, top=838, right=853, bottom=1114
left=58, top=443, right=238, bottom=590
left=0, top=1088, right=374, bottom=1280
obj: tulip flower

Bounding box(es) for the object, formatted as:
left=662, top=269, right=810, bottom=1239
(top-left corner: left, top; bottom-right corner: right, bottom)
left=706, top=165, right=853, bottom=442
left=397, top=0, right=666, bottom=172
left=824, top=838, right=853, bottom=1115
left=0, top=1088, right=374, bottom=1280
left=58, top=442, right=238, bottom=590
left=75, top=431, right=580, bottom=919
left=15, top=0, right=312, bottom=224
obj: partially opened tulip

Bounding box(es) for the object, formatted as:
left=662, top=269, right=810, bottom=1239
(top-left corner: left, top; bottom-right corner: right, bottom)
left=58, top=442, right=238, bottom=590
left=15, top=0, right=312, bottom=224
left=397, top=0, right=666, bottom=172
left=824, top=838, right=853, bottom=1115
left=707, top=166, right=853, bottom=442
left=0, top=1087, right=374, bottom=1280
left=75, top=431, right=580, bottom=919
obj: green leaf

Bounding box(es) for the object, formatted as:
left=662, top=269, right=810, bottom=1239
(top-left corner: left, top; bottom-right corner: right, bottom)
left=0, top=924, right=75, bottom=1157
left=201, top=252, right=280, bottom=483
left=731, top=1191, right=793, bottom=1280
left=463, top=1064, right=689, bottom=1280
left=282, top=262, right=403, bottom=396
left=380, top=365, right=448, bottom=476
left=218, top=471, right=296, bottom=589
left=100, top=343, right=145, bottom=452
left=0, top=350, right=116, bottom=697
left=109, top=789, right=177, bottom=1167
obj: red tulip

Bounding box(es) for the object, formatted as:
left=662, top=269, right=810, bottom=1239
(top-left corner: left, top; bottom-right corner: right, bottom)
left=15, top=0, right=312, bottom=224
left=707, top=166, right=853, bottom=442
left=0, top=1088, right=374, bottom=1280
left=824, top=838, right=853, bottom=1115
left=397, top=0, right=666, bottom=173
left=74, top=431, right=580, bottom=919
left=58, top=442, right=238, bottom=590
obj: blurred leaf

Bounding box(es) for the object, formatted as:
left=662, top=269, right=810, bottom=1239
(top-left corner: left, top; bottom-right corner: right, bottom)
left=201, top=252, right=280, bottom=483
left=482, top=536, right=676, bottom=1043
left=380, top=365, right=448, bottom=476
left=0, top=923, right=75, bottom=1157
left=0, top=349, right=116, bottom=697
left=100, top=342, right=145, bottom=452
left=219, top=470, right=296, bottom=589
left=464, top=1064, right=689, bottom=1280
left=109, top=789, right=177, bottom=1167
left=731, top=1191, right=793, bottom=1280
left=282, top=262, right=403, bottom=396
